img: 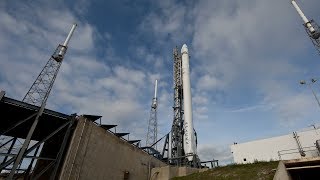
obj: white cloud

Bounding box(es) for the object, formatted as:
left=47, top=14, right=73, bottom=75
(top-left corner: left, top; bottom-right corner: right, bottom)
left=193, top=95, right=208, bottom=106
left=197, top=74, right=222, bottom=91
left=226, top=103, right=274, bottom=113
left=139, top=1, right=194, bottom=45
left=137, top=0, right=320, bottom=162
left=189, top=0, right=320, bottom=126
left=0, top=1, right=157, bottom=143
left=3, top=0, right=320, bottom=165
left=197, top=144, right=233, bottom=165
left=264, top=91, right=318, bottom=126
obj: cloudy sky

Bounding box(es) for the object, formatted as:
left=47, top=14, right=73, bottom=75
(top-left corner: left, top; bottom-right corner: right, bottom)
left=1, top=0, right=320, bottom=164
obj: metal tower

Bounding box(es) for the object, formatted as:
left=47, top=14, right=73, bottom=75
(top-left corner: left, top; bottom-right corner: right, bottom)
left=171, top=47, right=185, bottom=164
left=23, top=24, right=77, bottom=106
left=7, top=24, right=77, bottom=179
left=304, top=20, right=320, bottom=54
left=146, top=80, right=158, bottom=148
left=291, top=0, right=320, bottom=54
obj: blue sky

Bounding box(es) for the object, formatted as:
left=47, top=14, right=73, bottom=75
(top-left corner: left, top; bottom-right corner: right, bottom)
left=1, top=0, right=320, bottom=164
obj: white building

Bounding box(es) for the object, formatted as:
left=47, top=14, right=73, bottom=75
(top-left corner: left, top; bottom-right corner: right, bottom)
left=231, top=128, right=320, bottom=164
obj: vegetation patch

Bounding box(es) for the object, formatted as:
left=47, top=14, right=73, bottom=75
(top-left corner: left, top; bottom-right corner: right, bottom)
left=172, top=161, right=279, bottom=180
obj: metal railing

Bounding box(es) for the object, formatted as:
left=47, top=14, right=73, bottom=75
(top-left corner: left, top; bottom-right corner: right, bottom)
left=278, top=146, right=319, bottom=160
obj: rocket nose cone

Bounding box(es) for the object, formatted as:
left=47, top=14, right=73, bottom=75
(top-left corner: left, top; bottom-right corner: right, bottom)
left=181, top=44, right=188, bottom=53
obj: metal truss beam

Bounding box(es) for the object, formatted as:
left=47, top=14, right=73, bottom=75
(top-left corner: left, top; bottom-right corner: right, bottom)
left=0, top=90, right=5, bottom=100
left=0, top=120, right=71, bottom=170
left=0, top=113, right=37, bottom=135
left=1, top=96, right=70, bottom=119
left=50, top=115, right=76, bottom=180
left=0, top=153, right=55, bottom=161
left=1, top=137, right=16, bottom=165
left=0, top=137, right=14, bottom=149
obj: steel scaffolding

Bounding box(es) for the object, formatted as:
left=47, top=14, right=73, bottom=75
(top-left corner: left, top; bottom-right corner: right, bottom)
left=171, top=47, right=185, bottom=165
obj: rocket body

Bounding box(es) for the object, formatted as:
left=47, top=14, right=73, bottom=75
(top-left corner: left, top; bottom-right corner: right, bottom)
left=181, top=44, right=197, bottom=161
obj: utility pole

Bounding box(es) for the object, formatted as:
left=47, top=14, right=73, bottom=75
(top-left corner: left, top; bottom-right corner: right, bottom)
left=300, top=79, right=320, bottom=109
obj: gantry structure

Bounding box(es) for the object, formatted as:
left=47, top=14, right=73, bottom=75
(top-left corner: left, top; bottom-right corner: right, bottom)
left=171, top=47, right=185, bottom=165
left=146, top=80, right=158, bottom=149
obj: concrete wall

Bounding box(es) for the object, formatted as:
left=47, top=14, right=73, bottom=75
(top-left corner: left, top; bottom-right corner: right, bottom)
left=273, top=161, right=291, bottom=180
left=59, top=116, right=166, bottom=180
left=273, top=157, right=320, bottom=180
left=231, top=128, right=320, bottom=164
left=150, top=166, right=207, bottom=180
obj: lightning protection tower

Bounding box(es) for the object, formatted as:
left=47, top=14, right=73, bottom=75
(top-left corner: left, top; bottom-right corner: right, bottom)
left=291, top=0, right=320, bottom=54
left=7, top=23, right=77, bottom=179
left=146, top=80, right=158, bottom=149
left=171, top=47, right=185, bottom=165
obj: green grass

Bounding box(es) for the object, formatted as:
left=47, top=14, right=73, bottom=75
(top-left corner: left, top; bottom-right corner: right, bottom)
left=172, top=161, right=279, bottom=180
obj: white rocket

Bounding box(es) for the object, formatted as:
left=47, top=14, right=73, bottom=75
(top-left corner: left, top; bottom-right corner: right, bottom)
left=291, top=0, right=315, bottom=33
left=181, top=44, right=197, bottom=161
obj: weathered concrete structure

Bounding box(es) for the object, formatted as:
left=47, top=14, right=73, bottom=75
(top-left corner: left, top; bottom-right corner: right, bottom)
left=59, top=116, right=166, bottom=180
left=273, top=157, right=320, bottom=180
left=150, top=166, right=208, bottom=180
